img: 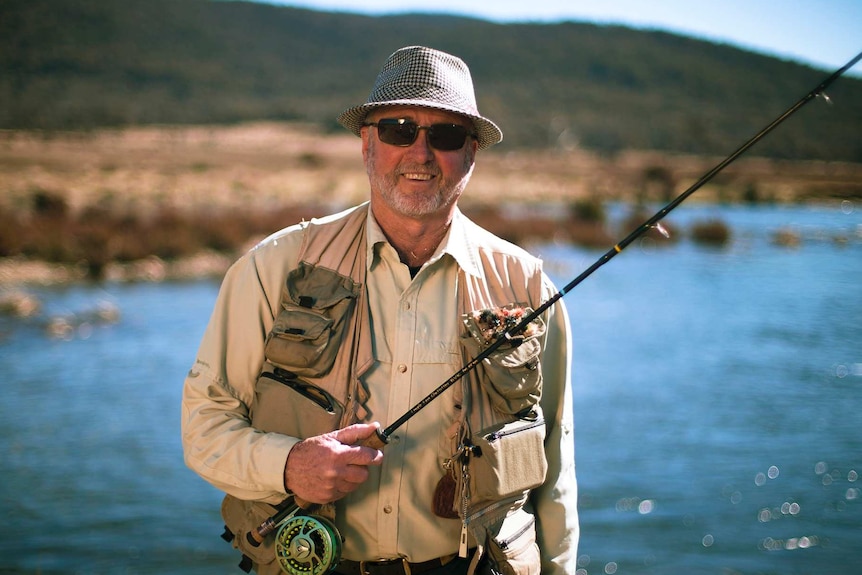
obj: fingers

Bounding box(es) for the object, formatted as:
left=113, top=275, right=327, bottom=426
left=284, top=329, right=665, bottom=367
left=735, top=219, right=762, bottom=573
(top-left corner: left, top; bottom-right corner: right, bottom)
left=338, top=462, right=372, bottom=488
left=284, top=423, right=384, bottom=504
left=333, top=423, right=385, bottom=465
left=332, top=422, right=381, bottom=446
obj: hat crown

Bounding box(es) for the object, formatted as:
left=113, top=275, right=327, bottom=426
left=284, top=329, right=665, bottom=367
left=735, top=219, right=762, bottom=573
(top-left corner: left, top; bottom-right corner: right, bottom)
left=368, top=46, right=480, bottom=116
left=337, top=45, right=502, bottom=149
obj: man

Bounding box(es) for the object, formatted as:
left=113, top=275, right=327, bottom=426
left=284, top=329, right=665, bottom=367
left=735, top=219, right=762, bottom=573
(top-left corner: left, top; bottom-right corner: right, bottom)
left=182, top=46, right=578, bottom=575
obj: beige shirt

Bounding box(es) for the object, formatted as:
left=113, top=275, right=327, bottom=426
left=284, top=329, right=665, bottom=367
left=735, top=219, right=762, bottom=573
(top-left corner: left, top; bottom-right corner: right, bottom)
left=182, top=207, right=578, bottom=573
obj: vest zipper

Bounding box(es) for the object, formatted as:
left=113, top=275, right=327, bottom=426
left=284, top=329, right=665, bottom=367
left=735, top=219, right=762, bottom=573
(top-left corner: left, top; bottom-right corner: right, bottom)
left=260, top=369, right=336, bottom=413
left=484, top=418, right=544, bottom=443
left=465, top=493, right=523, bottom=525
left=495, top=513, right=536, bottom=550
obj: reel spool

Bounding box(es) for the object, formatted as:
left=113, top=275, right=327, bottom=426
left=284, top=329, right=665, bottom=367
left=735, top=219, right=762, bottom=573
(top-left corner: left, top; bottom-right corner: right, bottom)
left=275, top=514, right=342, bottom=575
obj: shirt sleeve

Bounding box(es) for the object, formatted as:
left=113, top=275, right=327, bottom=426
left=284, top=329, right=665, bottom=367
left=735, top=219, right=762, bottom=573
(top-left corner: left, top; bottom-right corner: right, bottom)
left=534, top=275, right=580, bottom=574
left=180, top=237, right=302, bottom=503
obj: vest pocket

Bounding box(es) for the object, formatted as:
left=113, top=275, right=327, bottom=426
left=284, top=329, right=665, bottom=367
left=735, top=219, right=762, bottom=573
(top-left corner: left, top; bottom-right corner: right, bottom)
left=260, top=368, right=337, bottom=413
left=265, top=262, right=360, bottom=378
left=467, top=409, right=548, bottom=504
left=481, top=508, right=541, bottom=575
left=251, top=367, right=342, bottom=438
left=461, top=306, right=545, bottom=414
left=221, top=496, right=280, bottom=569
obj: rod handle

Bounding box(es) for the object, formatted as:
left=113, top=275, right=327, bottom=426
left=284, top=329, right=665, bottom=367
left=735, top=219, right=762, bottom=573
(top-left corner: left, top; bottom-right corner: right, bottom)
left=247, top=520, right=273, bottom=546
left=247, top=506, right=293, bottom=546
left=362, top=428, right=390, bottom=450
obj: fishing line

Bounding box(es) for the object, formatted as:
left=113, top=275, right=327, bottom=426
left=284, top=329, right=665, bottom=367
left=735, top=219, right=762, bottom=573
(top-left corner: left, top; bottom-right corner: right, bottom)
left=252, top=50, right=862, bottom=575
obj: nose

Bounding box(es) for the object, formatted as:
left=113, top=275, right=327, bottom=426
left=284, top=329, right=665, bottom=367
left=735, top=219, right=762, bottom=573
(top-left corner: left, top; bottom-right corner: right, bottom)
left=404, top=127, right=435, bottom=159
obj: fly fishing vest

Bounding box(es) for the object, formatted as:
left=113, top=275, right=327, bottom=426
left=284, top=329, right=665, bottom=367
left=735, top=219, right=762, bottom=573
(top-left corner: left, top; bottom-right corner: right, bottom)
left=221, top=203, right=551, bottom=575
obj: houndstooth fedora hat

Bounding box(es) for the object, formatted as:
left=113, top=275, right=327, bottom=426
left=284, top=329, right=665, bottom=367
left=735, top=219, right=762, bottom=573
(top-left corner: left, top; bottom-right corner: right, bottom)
left=338, top=46, right=503, bottom=149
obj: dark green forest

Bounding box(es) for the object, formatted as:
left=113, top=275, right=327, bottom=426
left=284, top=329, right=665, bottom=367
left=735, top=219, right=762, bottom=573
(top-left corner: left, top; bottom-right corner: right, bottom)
left=2, top=0, right=860, bottom=161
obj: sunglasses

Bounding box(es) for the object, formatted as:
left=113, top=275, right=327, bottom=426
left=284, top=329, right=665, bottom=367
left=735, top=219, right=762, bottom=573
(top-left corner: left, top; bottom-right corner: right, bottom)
left=364, top=118, right=475, bottom=151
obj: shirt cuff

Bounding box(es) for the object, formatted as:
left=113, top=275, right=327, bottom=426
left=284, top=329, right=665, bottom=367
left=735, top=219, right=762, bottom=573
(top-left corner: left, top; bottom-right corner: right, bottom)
left=256, top=433, right=303, bottom=496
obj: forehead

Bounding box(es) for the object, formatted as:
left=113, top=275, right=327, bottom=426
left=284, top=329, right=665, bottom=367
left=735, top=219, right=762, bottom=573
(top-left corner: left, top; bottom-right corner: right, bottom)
left=366, top=105, right=472, bottom=126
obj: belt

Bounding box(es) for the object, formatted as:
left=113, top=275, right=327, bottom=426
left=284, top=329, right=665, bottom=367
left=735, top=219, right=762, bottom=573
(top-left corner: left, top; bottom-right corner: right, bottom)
left=335, top=554, right=458, bottom=575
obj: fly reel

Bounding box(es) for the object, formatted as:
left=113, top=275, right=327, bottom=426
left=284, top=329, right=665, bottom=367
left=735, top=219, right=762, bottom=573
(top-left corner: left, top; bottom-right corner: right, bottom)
left=274, top=514, right=342, bottom=575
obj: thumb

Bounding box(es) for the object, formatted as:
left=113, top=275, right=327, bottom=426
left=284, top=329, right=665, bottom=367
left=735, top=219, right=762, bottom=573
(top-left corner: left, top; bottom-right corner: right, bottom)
left=331, top=422, right=382, bottom=446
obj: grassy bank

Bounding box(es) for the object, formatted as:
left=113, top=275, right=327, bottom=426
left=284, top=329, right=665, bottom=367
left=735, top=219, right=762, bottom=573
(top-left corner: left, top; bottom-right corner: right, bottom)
left=2, top=123, right=861, bottom=284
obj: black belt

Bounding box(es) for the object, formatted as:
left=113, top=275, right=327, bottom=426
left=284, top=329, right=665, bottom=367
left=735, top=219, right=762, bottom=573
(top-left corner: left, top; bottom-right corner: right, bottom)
left=335, top=554, right=458, bottom=575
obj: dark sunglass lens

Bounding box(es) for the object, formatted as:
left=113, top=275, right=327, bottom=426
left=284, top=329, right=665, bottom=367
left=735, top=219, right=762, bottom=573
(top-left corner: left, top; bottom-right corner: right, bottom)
left=377, top=120, right=418, bottom=146
left=373, top=119, right=470, bottom=150
left=427, top=124, right=468, bottom=150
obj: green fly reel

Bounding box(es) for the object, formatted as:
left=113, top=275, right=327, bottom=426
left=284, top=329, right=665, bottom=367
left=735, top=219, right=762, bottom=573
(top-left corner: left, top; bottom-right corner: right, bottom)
left=274, top=514, right=342, bottom=575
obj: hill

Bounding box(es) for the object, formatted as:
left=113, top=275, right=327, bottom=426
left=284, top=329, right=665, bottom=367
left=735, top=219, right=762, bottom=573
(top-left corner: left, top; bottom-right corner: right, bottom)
left=1, top=0, right=860, bottom=162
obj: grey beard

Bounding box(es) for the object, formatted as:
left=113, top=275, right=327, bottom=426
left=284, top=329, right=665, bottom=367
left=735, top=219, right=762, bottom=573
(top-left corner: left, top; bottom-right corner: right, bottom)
left=368, top=162, right=474, bottom=218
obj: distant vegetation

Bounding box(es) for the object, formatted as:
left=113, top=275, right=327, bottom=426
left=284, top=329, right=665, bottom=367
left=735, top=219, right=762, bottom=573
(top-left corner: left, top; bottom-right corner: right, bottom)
left=0, top=188, right=613, bottom=280
left=2, top=121, right=860, bottom=283
left=1, top=0, right=861, bottom=162
left=0, top=191, right=323, bottom=278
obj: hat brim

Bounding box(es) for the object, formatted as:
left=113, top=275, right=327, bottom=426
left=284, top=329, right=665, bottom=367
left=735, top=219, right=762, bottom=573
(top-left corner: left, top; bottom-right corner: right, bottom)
left=338, top=100, right=503, bottom=150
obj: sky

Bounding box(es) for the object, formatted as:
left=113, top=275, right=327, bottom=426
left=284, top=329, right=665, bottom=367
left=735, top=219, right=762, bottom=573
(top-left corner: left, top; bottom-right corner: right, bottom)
left=263, top=0, right=862, bottom=77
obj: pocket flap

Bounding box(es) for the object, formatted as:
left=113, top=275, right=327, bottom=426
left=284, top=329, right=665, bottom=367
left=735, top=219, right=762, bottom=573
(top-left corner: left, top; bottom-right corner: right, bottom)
left=264, top=262, right=361, bottom=378
left=286, top=262, right=359, bottom=310
left=272, top=306, right=333, bottom=341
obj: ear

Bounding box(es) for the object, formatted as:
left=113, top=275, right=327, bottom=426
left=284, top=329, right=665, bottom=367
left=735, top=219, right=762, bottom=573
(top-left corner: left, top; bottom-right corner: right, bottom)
left=466, top=137, right=479, bottom=164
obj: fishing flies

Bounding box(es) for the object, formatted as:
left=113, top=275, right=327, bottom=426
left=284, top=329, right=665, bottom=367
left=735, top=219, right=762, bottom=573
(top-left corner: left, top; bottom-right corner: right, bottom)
left=653, top=222, right=671, bottom=239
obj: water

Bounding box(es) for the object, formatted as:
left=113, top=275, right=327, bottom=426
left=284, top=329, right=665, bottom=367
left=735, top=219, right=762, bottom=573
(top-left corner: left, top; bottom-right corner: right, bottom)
left=1, top=203, right=860, bottom=575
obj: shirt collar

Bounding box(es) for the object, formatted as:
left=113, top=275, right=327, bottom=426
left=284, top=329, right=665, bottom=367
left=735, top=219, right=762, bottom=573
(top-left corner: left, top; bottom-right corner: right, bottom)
left=365, top=207, right=482, bottom=277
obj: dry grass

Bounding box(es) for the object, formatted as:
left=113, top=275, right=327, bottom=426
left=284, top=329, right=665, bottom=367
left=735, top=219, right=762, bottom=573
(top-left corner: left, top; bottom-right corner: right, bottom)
left=0, top=123, right=369, bottom=216
left=3, top=122, right=860, bottom=214
left=1, top=122, right=860, bottom=283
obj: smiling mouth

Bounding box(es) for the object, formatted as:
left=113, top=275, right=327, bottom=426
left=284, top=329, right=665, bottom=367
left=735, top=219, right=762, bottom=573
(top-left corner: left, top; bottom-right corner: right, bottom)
left=403, top=172, right=434, bottom=181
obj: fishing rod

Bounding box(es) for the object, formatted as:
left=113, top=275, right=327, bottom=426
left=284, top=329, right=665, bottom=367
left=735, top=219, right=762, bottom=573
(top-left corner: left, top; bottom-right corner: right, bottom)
left=365, top=49, right=862, bottom=449
left=252, top=50, right=862, bottom=575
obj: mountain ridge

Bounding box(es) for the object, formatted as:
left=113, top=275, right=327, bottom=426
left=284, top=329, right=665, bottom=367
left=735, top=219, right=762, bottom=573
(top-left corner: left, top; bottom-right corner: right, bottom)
left=1, top=0, right=860, bottom=162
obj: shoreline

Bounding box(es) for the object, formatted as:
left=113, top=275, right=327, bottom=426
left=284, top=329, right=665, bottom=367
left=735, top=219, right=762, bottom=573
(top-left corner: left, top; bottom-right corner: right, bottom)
left=0, top=251, right=234, bottom=288
left=3, top=123, right=861, bottom=290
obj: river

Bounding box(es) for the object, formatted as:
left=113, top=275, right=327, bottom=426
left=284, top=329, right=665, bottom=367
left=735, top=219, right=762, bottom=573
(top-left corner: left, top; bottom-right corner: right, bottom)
left=1, top=202, right=859, bottom=574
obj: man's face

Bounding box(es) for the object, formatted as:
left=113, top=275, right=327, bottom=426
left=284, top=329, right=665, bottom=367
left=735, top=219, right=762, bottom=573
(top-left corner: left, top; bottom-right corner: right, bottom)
left=361, top=106, right=478, bottom=221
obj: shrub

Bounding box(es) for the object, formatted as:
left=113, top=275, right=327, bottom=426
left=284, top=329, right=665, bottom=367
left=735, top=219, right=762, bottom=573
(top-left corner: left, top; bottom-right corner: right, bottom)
left=570, top=197, right=606, bottom=223
left=690, top=218, right=731, bottom=245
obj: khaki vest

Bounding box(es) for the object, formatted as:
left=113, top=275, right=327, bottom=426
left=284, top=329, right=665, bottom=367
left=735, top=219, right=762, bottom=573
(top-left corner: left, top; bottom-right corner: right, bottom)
left=222, top=203, right=549, bottom=575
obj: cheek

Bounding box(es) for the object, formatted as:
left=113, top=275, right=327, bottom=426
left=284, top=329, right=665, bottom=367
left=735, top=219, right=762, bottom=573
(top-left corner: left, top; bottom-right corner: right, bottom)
left=361, top=129, right=372, bottom=161
left=445, top=151, right=474, bottom=177
left=462, top=150, right=475, bottom=172
left=363, top=135, right=383, bottom=174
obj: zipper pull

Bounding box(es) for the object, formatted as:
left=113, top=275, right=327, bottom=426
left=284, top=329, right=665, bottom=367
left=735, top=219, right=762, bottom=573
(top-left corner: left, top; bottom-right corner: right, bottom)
left=459, top=522, right=469, bottom=558
left=458, top=446, right=471, bottom=558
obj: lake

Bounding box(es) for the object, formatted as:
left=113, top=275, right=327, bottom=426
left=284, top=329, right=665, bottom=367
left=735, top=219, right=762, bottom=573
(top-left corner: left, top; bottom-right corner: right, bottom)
left=1, top=202, right=860, bottom=575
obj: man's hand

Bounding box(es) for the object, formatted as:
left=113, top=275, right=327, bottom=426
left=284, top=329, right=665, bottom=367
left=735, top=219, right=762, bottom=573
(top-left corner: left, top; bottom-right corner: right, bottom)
left=284, top=422, right=384, bottom=505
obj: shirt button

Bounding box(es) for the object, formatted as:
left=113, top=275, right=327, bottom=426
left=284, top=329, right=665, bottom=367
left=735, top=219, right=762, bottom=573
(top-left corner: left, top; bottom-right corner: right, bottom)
left=402, top=301, right=411, bottom=310
left=383, top=505, right=393, bottom=514
left=398, top=364, right=407, bottom=373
